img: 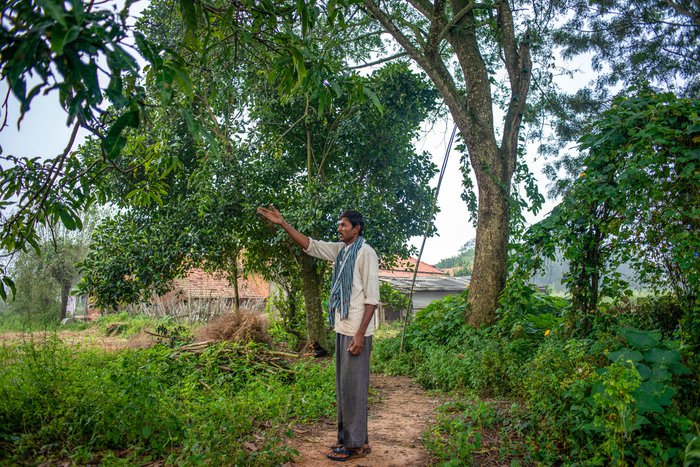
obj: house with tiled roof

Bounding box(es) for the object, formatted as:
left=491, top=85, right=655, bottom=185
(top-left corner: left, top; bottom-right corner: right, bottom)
left=377, top=257, right=470, bottom=322
left=84, top=268, right=270, bottom=321
left=155, top=268, right=270, bottom=319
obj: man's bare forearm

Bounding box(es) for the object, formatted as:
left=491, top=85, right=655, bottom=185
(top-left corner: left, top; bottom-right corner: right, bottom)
left=355, top=303, right=377, bottom=338
left=280, top=220, right=310, bottom=250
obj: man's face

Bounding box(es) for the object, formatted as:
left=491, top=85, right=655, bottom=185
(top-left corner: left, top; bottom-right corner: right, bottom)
left=337, top=217, right=360, bottom=245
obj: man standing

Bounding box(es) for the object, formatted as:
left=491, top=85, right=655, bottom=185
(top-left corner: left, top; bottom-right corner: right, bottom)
left=257, top=205, right=379, bottom=462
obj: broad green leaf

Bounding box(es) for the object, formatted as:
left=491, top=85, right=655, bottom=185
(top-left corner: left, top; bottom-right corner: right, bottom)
left=103, top=110, right=140, bottom=157
left=168, top=62, right=193, bottom=99
left=2, top=276, right=16, bottom=300
left=639, top=379, right=675, bottom=405
left=363, top=86, right=384, bottom=114
left=644, top=348, right=681, bottom=366
left=78, top=60, right=102, bottom=103
left=134, top=32, right=161, bottom=67
left=56, top=204, right=77, bottom=230
left=50, top=25, right=81, bottom=55
left=633, top=389, right=664, bottom=415
left=607, top=348, right=643, bottom=363
left=106, top=73, right=129, bottom=108
left=650, top=365, right=671, bottom=382
left=620, top=327, right=660, bottom=350
left=36, top=0, right=67, bottom=27
left=635, top=362, right=652, bottom=380
left=178, top=0, right=199, bottom=46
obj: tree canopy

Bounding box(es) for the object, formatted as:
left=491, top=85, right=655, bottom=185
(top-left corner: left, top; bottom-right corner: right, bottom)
left=515, top=88, right=699, bottom=335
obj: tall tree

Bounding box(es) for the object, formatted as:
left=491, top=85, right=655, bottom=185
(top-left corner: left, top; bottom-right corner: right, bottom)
left=0, top=0, right=337, bottom=300
left=241, top=62, right=438, bottom=348
left=9, top=210, right=98, bottom=322
left=346, top=1, right=552, bottom=325
left=556, top=0, right=700, bottom=97
left=517, top=89, right=699, bottom=334
left=543, top=0, right=700, bottom=190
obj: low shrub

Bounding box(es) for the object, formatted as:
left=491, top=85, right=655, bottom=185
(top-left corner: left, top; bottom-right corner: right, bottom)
left=372, top=290, right=698, bottom=465
left=0, top=336, right=335, bottom=465
left=423, top=396, right=532, bottom=466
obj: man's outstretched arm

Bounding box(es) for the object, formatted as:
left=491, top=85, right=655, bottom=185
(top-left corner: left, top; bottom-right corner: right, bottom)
left=257, top=205, right=310, bottom=250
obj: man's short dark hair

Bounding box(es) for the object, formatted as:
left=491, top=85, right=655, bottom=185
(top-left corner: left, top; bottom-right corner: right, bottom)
left=339, top=210, right=364, bottom=236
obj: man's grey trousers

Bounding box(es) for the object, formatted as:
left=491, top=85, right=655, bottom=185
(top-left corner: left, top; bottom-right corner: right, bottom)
left=335, top=333, right=373, bottom=449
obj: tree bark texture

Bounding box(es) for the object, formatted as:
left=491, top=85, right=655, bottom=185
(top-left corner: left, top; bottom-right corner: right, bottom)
left=363, top=0, right=531, bottom=325
left=298, top=254, right=328, bottom=350
left=60, top=281, right=71, bottom=321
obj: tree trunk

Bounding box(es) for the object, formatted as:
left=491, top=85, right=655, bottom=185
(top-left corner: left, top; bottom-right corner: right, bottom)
left=231, top=271, right=240, bottom=312
left=298, top=254, right=328, bottom=350
left=363, top=0, right=531, bottom=326
left=59, top=281, right=71, bottom=321
left=467, top=157, right=511, bottom=326
left=223, top=253, right=241, bottom=312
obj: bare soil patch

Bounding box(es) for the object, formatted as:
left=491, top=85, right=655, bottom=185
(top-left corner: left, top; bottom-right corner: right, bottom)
left=283, top=374, right=441, bottom=467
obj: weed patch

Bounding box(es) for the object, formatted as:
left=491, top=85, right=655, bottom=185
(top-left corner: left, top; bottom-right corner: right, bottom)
left=0, top=336, right=335, bottom=465
left=374, top=291, right=698, bottom=465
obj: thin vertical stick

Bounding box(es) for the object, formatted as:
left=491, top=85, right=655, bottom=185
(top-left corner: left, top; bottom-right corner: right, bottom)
left=399, top=124, right=458, bottom=354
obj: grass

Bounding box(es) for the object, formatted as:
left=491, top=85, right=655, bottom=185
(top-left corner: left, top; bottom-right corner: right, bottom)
left=0, top=326, right=336, bottom=465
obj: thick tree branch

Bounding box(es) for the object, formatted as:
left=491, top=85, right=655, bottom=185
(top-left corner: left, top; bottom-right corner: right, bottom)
left=501, top=27, right=531, bottom=176
left=407, top=0, right=435, bottom=18
left=362, top=1, right=425, bottom=65
left=425, top=0, right=448, bottom=53
left=348, top=51, right=409, bottom=70
left=364, top=1, right=467, bottom=125
left=438, top=1, right=478, bottom=42
left=498, top=0, right=520, bottom=87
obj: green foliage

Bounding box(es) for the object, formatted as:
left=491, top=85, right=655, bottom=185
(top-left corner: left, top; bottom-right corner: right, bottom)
left=498, top=280, right=568, bottom=338
left=554, top=0, right=700, bottom=98
left=687, top=437, right=700, bottom=467
left=379, top=282, right=408, bottom=313
left=373, top=291, right=697, bottom=465
left=0, top=0, right=198, bottom=300
left=521, top=327, right=694, bottom=464
left=424, top=397, right=530, bottom=466
left=520, top=88, right=700, bottom=335
left=266, top=288, right=306, bottom=350
left=435, top=239, right=475, bottom=275
left=0, top=336, right=335, bottom=464
left=374, top=292, right=540, bottom=396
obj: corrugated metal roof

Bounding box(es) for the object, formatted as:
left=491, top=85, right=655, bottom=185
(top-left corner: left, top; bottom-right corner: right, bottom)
left=380, top=276, right=470, bottom=292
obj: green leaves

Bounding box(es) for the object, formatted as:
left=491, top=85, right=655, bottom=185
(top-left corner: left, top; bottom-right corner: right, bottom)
left=620, top=327, right=660, bottom=350
left=103, top=110, right=141, bottom=158
left=520, top=88, right=700, bottom=321
left=604, top=326, right=690, bottom=423
left=0, top=276, right=16, bottom=301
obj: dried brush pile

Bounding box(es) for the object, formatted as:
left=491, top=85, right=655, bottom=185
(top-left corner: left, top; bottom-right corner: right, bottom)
left=195, top=309, right=271, bottom=345
left=174, top=340, right=298, bottom=378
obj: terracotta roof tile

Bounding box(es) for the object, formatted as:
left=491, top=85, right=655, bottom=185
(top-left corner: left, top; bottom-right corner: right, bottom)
left=379, top=257, right=446, bottom=278
left=169, top=269, right=269, bottom=300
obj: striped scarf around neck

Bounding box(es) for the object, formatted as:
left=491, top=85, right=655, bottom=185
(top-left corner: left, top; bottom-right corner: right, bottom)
left=328, top=236, right=364, bottom=326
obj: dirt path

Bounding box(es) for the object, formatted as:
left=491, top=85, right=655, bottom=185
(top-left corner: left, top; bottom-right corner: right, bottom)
left=283, top=374, right=441, bottom=467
